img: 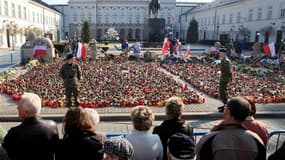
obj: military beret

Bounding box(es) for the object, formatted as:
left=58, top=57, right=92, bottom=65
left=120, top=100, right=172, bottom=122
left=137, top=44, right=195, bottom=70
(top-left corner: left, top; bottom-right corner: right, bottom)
left=66, top=53, right=74, bottom=60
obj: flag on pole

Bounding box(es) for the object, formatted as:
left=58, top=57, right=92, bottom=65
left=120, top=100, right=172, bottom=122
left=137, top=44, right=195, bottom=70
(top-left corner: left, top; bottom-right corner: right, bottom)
left=162, top=37, right=170, bottom=54
left=33, top=45, right=47, bottom=57
left=263, top=42, right=276, bottom=57
left=81, top=43, right=87, bottom=59
left=76, top=42, right=82, bottom=58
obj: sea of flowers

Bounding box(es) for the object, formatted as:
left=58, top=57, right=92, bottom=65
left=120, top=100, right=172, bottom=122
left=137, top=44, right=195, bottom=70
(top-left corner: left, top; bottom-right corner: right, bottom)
left=0, top=58, right=205, bottom=108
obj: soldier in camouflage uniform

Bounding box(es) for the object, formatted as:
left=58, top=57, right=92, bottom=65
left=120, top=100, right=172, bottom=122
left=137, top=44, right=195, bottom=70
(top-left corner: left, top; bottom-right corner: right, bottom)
left=60, top=54, right=82, bottom=107
left=218, top=51, right=232, bottom=112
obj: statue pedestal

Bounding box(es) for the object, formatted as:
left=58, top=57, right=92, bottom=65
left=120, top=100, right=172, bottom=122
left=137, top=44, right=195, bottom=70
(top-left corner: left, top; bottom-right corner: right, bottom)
left=148, top=18, right=165, bottom=42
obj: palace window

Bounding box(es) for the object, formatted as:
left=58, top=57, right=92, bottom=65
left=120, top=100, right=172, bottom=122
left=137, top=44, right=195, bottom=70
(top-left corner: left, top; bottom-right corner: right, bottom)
left=229, top=14, right=233, bottom=24
left=18, top=5, right=22, bottom=19
left=97, top=16, right=101, bottom=23
left=257, top=8, right=262, bottom=20
left=11, top=3, right=15, bottom=17
left=167, top=17, right=171, bottom=25
left=24, top=7, right=27, bottom=20
left=222, top=14, right=226, bottom=24
left=136, top=16, right=140, bottom=24
left=281, top=8, right=285, bottom=17
left=4, top=0, right=8, bottom=16
left=208, top=16, right=211, bottom=25
left=128, top=16, right=132, bottom=24
left=0, top=0, right=2, bottom=16
left=217, top=16, right=220, bottom=24
left=237, top=12, right=241, bottom=23
left=248, top=9, right=253, bottom=21
left=267, top=6, right=273, bottom=19
left=32, top=12, right=35, bottom=22
left=37, top=13, right=40, bottom=23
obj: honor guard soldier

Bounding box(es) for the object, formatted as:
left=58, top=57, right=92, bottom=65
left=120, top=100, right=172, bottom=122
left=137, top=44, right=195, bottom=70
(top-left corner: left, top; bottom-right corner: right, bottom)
left=60, top=53, right=82, bottom=107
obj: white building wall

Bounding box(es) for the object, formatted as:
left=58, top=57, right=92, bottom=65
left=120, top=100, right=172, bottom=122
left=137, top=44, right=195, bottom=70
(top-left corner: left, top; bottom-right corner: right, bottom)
left=0, top=0, right=61, bottom=48
left=182, top=0, right=285, bottom=43
left=55, top=0, right=176, bottom=41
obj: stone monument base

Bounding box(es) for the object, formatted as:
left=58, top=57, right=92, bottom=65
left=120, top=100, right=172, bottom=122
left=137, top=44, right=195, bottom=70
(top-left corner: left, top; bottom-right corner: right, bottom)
left=148, top=18, right=165, bottom=42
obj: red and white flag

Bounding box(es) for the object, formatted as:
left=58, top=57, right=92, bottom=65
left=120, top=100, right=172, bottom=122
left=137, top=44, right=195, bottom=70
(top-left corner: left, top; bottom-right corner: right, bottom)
left=186, top=45, right=191, bottom=56
left=162, top=37, right=170, bottom=55
left=263, top=42, right=276, bottom=57
left=33, top=45, right=47, bottom=57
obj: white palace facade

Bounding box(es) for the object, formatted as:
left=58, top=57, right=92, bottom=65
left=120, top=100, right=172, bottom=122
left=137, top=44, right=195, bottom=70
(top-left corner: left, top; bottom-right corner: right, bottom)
left=180, top=0, right=285, bottom=43
left=54, top=0, right=176, bottom=41
left=0, top=0, right=61, bottom=48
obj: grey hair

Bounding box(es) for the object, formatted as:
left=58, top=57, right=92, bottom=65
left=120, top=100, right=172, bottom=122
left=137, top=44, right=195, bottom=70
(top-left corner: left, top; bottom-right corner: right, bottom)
left=85, top=108, right=100, bottom=126
left=19, top=92, right=41, bottom=116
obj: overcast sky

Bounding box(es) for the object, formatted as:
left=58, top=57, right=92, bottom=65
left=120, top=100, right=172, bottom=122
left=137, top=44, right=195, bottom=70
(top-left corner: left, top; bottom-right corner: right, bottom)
left=43, top=0, right=214, bottom=5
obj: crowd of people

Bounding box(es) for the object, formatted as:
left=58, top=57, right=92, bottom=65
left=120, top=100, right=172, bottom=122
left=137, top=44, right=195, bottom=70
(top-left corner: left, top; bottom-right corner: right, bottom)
left=0, top=58, right=205, bottom=108
left=162, top=63, right=285, bottom=104
left=0, top=93, right=284, bottom=160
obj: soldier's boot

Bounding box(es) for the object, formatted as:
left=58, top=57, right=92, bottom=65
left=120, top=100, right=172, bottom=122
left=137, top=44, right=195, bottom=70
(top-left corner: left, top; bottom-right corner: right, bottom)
left=65, top=88, right=72, bottom=107
left=73, top=89, right=80, bottom=107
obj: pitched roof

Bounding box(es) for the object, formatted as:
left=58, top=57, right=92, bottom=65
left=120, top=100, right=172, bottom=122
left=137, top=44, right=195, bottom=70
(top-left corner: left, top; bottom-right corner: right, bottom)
left=191, top=0, right=241, bottom=13
left=32, top=0, right=62, bottom=14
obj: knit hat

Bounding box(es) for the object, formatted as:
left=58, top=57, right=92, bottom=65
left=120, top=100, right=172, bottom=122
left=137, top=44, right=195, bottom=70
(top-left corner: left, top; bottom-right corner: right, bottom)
left=102, top=136, right=134, bottom=159
left=66, top=53, right=74, bottom=60
left=168, top=133, right=195, bottom=159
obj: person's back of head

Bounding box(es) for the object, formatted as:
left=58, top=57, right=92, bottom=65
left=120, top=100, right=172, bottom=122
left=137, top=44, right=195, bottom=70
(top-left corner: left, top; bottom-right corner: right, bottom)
left=63, top=107, right=95, bottom=135
left=166, top=97, right=184, bottom=119
left=131, top=106, right=154, bottom=131
left=167, top=133, right=195, bottom=160
left=18, top=92, right=41, bottom=118
left=242, top=96, right=256, bottom=116
left=225, top=97, right=250, bottom=123
left=102, top=136, right=134, bottom=160
left=85, top=108, right=100, bottom=126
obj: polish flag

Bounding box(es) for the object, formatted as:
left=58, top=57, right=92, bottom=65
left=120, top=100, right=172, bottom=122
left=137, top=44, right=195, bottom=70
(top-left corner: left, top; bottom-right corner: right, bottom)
left=162, top=37, right=170, bottom=55
left=81, top=43, right=87, bottom=59
left=33, top=45, right=47, bottom=57
left=186, top=45, right=192, bottom=56
left=263, top=42, right=276, bottom=57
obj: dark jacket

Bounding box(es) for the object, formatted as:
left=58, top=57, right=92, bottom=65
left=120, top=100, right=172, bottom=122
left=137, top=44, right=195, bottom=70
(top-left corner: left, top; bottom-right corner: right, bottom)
left=196, top=124, right=266, bottom=160
left=3, top=117, right=59, bottom=160
left=56, top=130, right=103, bottom=160
left=153, top=119, right=193, bottom=160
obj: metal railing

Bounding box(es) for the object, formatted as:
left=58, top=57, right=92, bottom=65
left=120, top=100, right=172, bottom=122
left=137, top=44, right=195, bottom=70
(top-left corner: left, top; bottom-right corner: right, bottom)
left=267, top=130, right=285, bottom=157
left=106, top=130, right=285, bottom=148
left=0, top=51, right=21, bottom=73
left=106, top=131, right=208, bottom=144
